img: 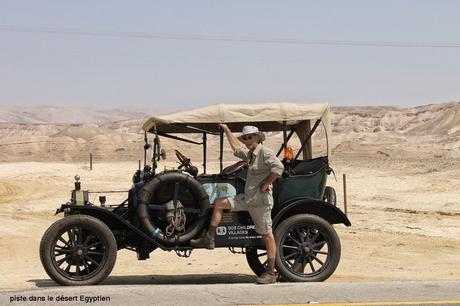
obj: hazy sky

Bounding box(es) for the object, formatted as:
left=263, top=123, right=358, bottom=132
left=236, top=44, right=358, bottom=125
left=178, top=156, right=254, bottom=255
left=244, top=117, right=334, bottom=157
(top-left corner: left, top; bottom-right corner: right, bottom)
left=1, top=1, right=459, bottom=111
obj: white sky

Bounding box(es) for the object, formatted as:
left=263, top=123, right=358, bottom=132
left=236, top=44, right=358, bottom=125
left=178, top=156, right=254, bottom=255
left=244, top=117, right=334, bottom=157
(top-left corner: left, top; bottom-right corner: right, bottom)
left=1, top=1, right=459, bottom=111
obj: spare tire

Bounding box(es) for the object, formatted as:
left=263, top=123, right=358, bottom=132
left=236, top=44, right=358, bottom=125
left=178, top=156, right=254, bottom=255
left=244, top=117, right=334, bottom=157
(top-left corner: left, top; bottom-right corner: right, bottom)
left=137, top=171, right=210, bottom=246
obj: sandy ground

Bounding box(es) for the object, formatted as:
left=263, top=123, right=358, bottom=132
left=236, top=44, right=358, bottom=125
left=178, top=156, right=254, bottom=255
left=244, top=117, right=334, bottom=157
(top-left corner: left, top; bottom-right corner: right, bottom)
left=0, top=156, right=459, bottom=289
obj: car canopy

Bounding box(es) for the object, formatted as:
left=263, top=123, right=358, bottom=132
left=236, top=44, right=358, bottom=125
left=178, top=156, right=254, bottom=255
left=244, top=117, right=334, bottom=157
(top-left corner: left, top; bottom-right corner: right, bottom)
left=143, top=102, right=331, bottom=158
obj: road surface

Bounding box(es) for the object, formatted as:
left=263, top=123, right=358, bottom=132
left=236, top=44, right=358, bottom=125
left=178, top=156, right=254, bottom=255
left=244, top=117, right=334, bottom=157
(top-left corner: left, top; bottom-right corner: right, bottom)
left=1, top=279, right=459, bottom=305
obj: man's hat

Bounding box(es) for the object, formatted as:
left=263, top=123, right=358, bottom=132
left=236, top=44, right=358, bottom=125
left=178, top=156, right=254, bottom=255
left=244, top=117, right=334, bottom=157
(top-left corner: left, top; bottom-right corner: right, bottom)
left=237, top=125, right=266, bottom=142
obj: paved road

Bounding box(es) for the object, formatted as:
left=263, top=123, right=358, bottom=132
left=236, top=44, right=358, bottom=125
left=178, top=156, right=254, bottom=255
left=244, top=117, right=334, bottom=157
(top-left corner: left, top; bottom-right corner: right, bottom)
left=1, top=280, right=460, bottom=306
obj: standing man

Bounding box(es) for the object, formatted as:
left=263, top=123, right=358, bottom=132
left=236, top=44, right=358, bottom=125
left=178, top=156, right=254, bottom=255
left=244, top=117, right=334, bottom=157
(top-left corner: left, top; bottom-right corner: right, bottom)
left=190, top=124, right=284, bottom=284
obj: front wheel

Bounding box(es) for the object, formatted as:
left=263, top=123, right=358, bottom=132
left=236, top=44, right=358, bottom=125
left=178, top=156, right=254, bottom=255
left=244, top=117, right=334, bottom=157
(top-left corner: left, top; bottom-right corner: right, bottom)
left=274, top=214, right=341, bottom=282
left=39, top=215, right=117, bottom=286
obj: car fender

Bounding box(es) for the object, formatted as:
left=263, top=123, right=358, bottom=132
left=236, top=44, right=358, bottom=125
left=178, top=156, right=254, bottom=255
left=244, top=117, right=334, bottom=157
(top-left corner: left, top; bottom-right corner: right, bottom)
left=272, top=197, right=351, bottom=228
left=56, top=204, right=165, bottom=250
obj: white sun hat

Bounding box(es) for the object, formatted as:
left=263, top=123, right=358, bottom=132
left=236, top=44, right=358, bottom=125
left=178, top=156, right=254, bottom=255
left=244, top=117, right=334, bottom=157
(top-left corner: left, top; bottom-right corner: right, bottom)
left=237, top=125, right=266, bottom=142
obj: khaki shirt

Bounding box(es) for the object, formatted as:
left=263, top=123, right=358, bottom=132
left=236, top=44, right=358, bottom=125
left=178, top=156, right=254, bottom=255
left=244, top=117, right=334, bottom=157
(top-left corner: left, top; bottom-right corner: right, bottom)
left=234, top=143, right=284, bottom=207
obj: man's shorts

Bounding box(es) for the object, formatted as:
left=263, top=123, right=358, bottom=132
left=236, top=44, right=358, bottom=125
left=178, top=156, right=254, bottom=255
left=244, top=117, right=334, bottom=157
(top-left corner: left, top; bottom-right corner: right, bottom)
left=227, top=193, right=273, bottom=235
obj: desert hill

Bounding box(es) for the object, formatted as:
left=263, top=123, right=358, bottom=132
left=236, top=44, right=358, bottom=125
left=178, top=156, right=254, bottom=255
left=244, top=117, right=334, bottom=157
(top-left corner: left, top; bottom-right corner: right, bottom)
left=0, top=102, right=459, bottom=162
left=333, top=102, right=460, bottom=137
left=0, top=105, right=156, bottom=124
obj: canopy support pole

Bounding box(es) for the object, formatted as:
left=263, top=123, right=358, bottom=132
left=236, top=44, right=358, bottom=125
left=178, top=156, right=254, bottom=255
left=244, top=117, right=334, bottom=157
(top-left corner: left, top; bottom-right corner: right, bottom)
left=282, top=121, right=287, bottom=151
left=219, top=129, right=224, bottom=172
left=294, top=120, right=321, bottom=161
left=157, top=131, right=202, bottom=145
left=202, top=132, right=207, bottom=174
left=276, top=128, right=296, bottom=157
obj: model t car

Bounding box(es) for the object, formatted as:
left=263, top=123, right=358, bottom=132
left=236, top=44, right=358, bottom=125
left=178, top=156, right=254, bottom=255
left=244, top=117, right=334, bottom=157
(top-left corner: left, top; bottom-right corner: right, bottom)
left=39, top=102, right=351, bottom=285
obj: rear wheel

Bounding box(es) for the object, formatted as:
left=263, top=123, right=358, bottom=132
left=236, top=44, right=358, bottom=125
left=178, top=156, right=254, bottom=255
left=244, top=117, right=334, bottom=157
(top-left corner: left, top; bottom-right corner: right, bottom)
left=245, top=247, right=268, bottom=276
left=40, top=215, right=117, bottom=286
left=274, top=214, right=341, bottom=282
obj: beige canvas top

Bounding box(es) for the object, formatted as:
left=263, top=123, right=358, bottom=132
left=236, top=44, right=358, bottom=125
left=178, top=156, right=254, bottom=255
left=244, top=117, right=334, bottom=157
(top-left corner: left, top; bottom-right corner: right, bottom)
left=143, top=102, right=331, bottom=157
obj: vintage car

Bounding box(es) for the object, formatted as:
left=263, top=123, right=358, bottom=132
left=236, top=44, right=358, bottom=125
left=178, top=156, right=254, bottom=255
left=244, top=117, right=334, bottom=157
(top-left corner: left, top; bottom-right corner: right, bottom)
left=39, top=102, right=351, bottom=285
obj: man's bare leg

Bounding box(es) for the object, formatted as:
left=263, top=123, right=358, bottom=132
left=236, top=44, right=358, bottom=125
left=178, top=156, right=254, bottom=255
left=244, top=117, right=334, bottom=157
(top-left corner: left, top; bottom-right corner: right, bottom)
left=262, top=233, right=276, bottom=259
left=256, top=233, right=277, bottom=284
left=190, top=198, right=231, bottom=249
left=209, top=198, right=231, bottom=228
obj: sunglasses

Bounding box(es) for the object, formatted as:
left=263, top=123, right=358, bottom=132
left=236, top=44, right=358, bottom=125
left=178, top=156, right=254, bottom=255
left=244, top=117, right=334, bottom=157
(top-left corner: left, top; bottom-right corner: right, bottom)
left=242, top=134, right=255, bottom=141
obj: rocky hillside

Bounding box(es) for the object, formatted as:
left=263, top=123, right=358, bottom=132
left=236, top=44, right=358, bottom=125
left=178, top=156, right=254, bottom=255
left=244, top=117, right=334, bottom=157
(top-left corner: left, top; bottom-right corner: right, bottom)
left=0, top=106, right=156, bottom=124
left=332, top=102, right=460, bottom=137
left=0, top=102, right=459, bottom=162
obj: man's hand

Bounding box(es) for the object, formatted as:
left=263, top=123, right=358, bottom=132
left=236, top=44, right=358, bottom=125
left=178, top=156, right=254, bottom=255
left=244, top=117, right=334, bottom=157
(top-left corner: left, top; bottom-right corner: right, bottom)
left=260, top=182, right=271, bottom=193
left=260, top=173, right=280, bottom=193
left=219, top=123, right=229, bottom=131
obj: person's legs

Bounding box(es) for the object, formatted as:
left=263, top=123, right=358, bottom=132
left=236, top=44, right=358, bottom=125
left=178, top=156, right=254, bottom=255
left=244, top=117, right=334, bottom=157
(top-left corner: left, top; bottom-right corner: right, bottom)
left=262, top=233, right=276, bottom=259
left=209, top=198, right=231, bottom=229
left=249, top=205, right=277, bottom=284
left=189, top=197, right=231, bottom=249
left=261, top=233, right=277, bottom=277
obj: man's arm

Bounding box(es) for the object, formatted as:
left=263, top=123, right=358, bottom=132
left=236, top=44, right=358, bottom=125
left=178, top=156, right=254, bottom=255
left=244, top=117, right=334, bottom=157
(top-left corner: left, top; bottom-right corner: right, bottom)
left=219, top=123, right=240, bottom=151
left=260, top=149, right=285, bottom=192
left=260, top=172, right=280, bottom=192
left=219, top=123, right=249, bottom=161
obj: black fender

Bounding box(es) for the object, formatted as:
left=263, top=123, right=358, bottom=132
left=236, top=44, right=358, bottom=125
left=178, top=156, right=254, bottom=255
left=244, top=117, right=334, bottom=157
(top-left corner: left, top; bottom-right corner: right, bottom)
left=137, top=171, right=210, bottom=246
left=56, top=204, right=165, bottom=250
left=272, top=197, right=351, bottom=228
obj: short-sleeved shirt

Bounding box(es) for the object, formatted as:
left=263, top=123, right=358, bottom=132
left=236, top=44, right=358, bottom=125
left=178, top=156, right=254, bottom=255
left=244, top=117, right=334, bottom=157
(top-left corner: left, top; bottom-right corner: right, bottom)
left=233, top=143, right=284, bottom=207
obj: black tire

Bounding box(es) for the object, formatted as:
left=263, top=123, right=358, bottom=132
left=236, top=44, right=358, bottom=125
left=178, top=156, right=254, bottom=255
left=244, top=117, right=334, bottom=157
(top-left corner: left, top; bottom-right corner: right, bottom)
left=274, top=214, right=341, bottom=282
left=245, top=247, right=268, bottom=276
left=323, top=186, right=337, bottom=206
left=137, top=171, right=210, bottom=245
left=39, top=215, right=117, bottom=286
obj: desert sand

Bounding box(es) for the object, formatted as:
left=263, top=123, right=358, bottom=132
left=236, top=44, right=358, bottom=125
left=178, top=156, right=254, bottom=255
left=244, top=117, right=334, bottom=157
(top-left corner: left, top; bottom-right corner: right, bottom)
left=0, top=102, right=459, bottom=289
left=1, top=157, right=459, bottom=289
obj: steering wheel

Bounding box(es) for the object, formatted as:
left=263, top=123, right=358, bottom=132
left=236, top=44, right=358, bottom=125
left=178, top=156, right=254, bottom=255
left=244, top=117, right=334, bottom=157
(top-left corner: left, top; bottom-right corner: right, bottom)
left=175, top=149, right=192, bottom=169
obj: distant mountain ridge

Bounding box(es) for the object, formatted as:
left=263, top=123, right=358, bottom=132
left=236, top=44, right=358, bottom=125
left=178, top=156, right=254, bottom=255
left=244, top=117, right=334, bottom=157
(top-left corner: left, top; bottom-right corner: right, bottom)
left=0, top=105, right=157, bottom=124
left=0, top=102, right=458, bottom=162
left=332, top=101, right=460, bottom=136
left=1, top=102, right=459, bottom=133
